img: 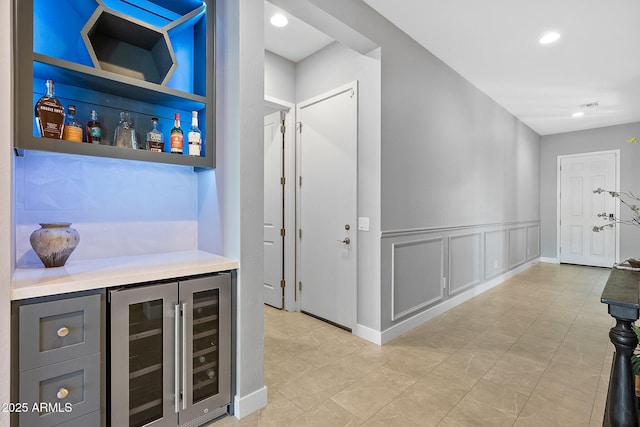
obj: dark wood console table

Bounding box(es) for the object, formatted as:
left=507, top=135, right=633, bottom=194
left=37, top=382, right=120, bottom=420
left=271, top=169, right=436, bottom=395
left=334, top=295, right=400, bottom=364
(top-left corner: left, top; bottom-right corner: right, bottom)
left=601, top=267, right=640, bottom=427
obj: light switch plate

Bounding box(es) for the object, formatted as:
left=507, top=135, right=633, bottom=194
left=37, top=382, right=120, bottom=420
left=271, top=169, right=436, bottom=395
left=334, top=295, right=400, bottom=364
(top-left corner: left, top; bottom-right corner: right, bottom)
left=358, top=217, right=370, bottom=231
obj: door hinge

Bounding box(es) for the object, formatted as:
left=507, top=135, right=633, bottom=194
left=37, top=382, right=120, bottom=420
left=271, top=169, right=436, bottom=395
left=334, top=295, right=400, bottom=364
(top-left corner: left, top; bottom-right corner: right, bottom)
left=299, top=281, right=302, bottom=291
left=297, top=122, right=302, bottom=133
left=280, top=124, right=285, bottom=134
left=280, top=228, right=286, bottom=237
left=280, top=177, right=286, bottom=185
left=442, top=277, right=447, bottom=290
left=299, top=229, right=302, bottom=238
left=280, top=280, right=286, bottom=289
left=299, top=176, right=302, bottom=186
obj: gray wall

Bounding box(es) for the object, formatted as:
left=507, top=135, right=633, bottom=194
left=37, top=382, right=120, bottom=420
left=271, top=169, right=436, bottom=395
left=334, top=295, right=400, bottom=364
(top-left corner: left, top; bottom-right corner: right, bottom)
left=305, top=0, right=541, bottom=335
left=264, top=50, right=296, bottom=103
left=0, top=0, right=12, bottom=417
left=540, top=122, right=640, bottom=260
left=217, top=0, right=266, bottom=414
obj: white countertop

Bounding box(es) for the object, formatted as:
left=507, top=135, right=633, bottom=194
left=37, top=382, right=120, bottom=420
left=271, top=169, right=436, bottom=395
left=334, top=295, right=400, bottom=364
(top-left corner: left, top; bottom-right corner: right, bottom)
left=11, top=250, right=239, bottom=300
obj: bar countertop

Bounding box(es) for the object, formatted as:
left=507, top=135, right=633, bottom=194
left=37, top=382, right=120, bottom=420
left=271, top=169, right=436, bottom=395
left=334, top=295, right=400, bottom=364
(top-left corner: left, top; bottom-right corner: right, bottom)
left=11, top=250, right=239, bottom=300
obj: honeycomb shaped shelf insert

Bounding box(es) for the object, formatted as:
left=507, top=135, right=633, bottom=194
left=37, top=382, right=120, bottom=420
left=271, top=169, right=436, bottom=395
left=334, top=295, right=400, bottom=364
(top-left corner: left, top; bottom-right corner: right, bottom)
left=82, top=6, right=177, bottom=85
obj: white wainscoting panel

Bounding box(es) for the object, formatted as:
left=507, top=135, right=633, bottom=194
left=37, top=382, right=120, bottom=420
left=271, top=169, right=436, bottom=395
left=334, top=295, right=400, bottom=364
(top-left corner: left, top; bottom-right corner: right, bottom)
left=509, top=227, right=527, bottom=268
left=484, top=229, right=508, bottom=279
left=391, top=238, right=444, bottom=321
left=527, top=224, right=540, bottom=260
left=448, top=233, right=482, bottom=295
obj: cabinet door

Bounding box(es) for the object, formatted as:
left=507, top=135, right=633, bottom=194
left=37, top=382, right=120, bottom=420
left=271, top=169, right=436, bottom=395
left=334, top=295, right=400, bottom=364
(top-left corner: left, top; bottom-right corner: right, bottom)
left=110, top=283, right=178, bottom=427
left=178, top=274, right=231, bottom=422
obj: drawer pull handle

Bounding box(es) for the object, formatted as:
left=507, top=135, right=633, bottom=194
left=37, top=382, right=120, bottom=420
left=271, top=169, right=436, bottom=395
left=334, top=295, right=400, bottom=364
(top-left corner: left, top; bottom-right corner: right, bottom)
left=56, top=388, right=69, bottom=399
left=57, top=327, right=69, bottom=337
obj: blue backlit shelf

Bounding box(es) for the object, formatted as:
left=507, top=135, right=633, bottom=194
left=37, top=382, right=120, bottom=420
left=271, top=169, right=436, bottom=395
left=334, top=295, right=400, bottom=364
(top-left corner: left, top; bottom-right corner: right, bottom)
left=16, top=0, right=215, bottom=169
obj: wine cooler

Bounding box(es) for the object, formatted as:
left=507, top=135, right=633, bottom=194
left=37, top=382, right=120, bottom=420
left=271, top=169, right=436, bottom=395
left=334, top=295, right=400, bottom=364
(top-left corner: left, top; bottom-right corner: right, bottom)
left=109, top=274, right=231, bottom=427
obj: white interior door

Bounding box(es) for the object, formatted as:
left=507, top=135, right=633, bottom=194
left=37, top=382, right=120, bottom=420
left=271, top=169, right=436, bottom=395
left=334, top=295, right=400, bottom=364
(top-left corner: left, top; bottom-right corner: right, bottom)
left=559, top=152, right=618, bottom=267
left=297, top=82, right=358, bottom=330
left=264, top=110, right=284, bottom=308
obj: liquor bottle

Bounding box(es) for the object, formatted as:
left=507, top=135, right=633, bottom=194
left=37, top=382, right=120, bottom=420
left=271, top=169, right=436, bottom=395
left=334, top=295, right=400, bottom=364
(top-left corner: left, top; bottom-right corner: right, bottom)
left=113, top=111, right=137, bottom=149
left=34, top=79, right=65, bottom=139
left=146, top=117, right=164, bottom=152
left=86, top=110, right=102, bottom=144
left=187, top=111, right=202, bottom=157
left=170, top=113, right=183, bottom=154
left=206, top=368, right=215, bottom=379
left=62, top=105, right=83, bottom=142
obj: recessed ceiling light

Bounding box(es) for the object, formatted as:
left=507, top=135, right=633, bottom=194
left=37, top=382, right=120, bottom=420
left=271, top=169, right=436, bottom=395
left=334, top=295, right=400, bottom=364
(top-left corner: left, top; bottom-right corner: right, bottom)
left=270, top=13, right=288, bottom=27
left=540, top=32, right=560, bottom=44
left=572, top=112, right=584, bottom=118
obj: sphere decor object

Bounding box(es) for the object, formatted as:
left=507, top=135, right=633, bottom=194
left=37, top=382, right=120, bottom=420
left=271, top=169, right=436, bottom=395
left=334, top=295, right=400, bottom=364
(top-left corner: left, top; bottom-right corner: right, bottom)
left=29, top=223, right=80, bottom=268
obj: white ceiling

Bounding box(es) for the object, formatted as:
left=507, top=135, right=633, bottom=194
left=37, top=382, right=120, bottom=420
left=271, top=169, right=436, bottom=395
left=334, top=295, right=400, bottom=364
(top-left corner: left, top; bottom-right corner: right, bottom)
left=265, top=0, right=640, bottom=135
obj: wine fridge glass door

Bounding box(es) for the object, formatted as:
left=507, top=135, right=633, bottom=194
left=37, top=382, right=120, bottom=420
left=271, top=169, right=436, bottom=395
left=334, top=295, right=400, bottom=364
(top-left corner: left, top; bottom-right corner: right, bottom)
left=178, top=274, right=231, bottom=422
left=110, top=282, right=178, bottom=427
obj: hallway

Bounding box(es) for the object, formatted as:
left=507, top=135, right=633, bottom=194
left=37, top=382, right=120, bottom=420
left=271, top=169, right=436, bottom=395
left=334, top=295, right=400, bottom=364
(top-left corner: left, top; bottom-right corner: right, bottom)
left=215, top=263, right=613, bottom=426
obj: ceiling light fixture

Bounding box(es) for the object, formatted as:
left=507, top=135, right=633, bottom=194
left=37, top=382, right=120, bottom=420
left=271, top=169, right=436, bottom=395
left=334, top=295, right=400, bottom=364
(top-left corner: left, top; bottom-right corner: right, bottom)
left=539, top=32, right=560, bottom=44
left=572, top=112, right=584, bottom=118
left=270, top=13, right=288, bottom=27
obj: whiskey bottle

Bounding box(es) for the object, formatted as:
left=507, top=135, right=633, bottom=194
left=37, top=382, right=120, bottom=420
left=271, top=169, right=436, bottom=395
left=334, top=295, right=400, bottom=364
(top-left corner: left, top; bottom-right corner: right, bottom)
left=34, top=79, right=65, bottom=139
left=62, top=105, right=83, bottom=142
left=146, top=117, right=164, bottom=152
left=187, top=111, right=202, bottom=157
left=86, top=110, right=102, bottom=144
left=170, top=113, right=183, bottom=154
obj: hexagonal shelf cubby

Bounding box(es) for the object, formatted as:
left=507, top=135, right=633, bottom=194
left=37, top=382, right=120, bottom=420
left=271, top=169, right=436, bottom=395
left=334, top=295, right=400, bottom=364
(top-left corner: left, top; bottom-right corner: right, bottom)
left=82, top=7, right=177, bottom=85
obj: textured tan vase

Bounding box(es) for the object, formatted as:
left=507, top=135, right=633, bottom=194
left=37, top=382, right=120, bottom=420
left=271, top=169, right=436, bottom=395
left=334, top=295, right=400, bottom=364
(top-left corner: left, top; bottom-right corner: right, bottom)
left=29, top=223, right=80, bottom=268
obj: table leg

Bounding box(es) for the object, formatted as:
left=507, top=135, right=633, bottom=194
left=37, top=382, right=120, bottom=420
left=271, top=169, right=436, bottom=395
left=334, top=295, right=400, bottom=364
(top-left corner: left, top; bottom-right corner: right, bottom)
left=605, top=317, right=638, bottom=427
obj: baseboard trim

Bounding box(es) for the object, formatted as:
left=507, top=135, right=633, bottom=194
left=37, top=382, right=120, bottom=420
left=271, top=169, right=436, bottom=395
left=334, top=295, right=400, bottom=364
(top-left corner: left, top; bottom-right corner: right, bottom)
left=233, top=385, right=267, bottom=419
left=376, top=259, right=539, bottom=345
left=540, top=257, right=559, bottom=264
left=354, top=323, right=382, bottom=345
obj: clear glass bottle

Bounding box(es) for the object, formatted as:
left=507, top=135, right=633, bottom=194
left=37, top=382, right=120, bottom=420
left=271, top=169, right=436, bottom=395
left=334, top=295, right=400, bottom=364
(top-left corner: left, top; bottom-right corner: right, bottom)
left=170, top=113, right=183, bottom=154
left=62, top=105, right=83, bottom=142
left=86, top=110, right=102, bottom=144
left=34, top=79, right=65, bottom=139
left=113, top=111, right=137, bottom=149
left=188, top=111, right=202, bottom=157
left=146, top=117, right=164, bottom=152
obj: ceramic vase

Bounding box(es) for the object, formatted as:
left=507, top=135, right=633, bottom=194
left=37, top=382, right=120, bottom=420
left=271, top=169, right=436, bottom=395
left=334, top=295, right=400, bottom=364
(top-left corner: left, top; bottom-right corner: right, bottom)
left=29, top=222, right=80, bottom=268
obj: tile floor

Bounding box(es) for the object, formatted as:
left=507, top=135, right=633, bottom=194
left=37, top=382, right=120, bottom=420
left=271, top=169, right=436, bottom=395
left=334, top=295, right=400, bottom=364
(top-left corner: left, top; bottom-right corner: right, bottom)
left=212, top=263, right=615, bottom=426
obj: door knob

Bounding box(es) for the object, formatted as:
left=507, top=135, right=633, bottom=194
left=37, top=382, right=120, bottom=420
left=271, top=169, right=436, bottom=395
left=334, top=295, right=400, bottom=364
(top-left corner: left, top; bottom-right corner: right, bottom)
left=338, top=237, right=351, bottom=245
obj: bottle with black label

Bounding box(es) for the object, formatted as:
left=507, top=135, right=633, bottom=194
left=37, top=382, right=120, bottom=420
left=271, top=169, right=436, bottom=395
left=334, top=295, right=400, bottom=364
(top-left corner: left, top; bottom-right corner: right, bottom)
left=34, top=80, right=65, bottom=139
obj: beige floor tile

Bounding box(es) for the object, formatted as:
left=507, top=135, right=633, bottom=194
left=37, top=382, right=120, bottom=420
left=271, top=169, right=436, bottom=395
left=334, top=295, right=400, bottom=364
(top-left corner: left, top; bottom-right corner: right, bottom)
left=359, top=404, right=419, bottom=427
left=514, top=386, right=593, bottom=426
left=438, top=379, right=528, bottom=426
left=253, top=264, right=612, bottom=426
left=284, top=399, right=360, bottom=427
left=382, top=372, right=473, bottom=426
left=536, top=358, right=601, bottom=404
left=483, top=352, right=547, bottom=396
left=330, top=366, right=416, bottom=421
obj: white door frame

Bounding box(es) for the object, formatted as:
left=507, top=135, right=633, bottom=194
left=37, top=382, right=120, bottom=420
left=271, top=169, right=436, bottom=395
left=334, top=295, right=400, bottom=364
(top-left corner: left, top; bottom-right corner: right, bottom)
left=556, top=150, right=620, bottom=264
left=264, top=96, right=297, bottom=310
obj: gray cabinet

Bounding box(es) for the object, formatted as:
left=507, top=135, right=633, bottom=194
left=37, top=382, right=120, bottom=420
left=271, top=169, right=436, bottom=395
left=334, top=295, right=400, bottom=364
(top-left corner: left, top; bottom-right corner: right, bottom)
left=12, top=291, right=105, bottom=427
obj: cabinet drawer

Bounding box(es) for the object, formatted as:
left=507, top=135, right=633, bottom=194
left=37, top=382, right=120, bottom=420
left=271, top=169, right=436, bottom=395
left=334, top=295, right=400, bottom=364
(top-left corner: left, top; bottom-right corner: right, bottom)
left=19, top=353, right=101, bottom=427
left=19, top=293, right=100, bottom=370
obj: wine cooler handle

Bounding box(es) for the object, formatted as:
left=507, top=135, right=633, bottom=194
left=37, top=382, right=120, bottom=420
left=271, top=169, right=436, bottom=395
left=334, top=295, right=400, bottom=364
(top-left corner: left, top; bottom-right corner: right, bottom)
left=182, top=302, right=188, bottom=411
left=174, top=304, right=180, bottom=414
